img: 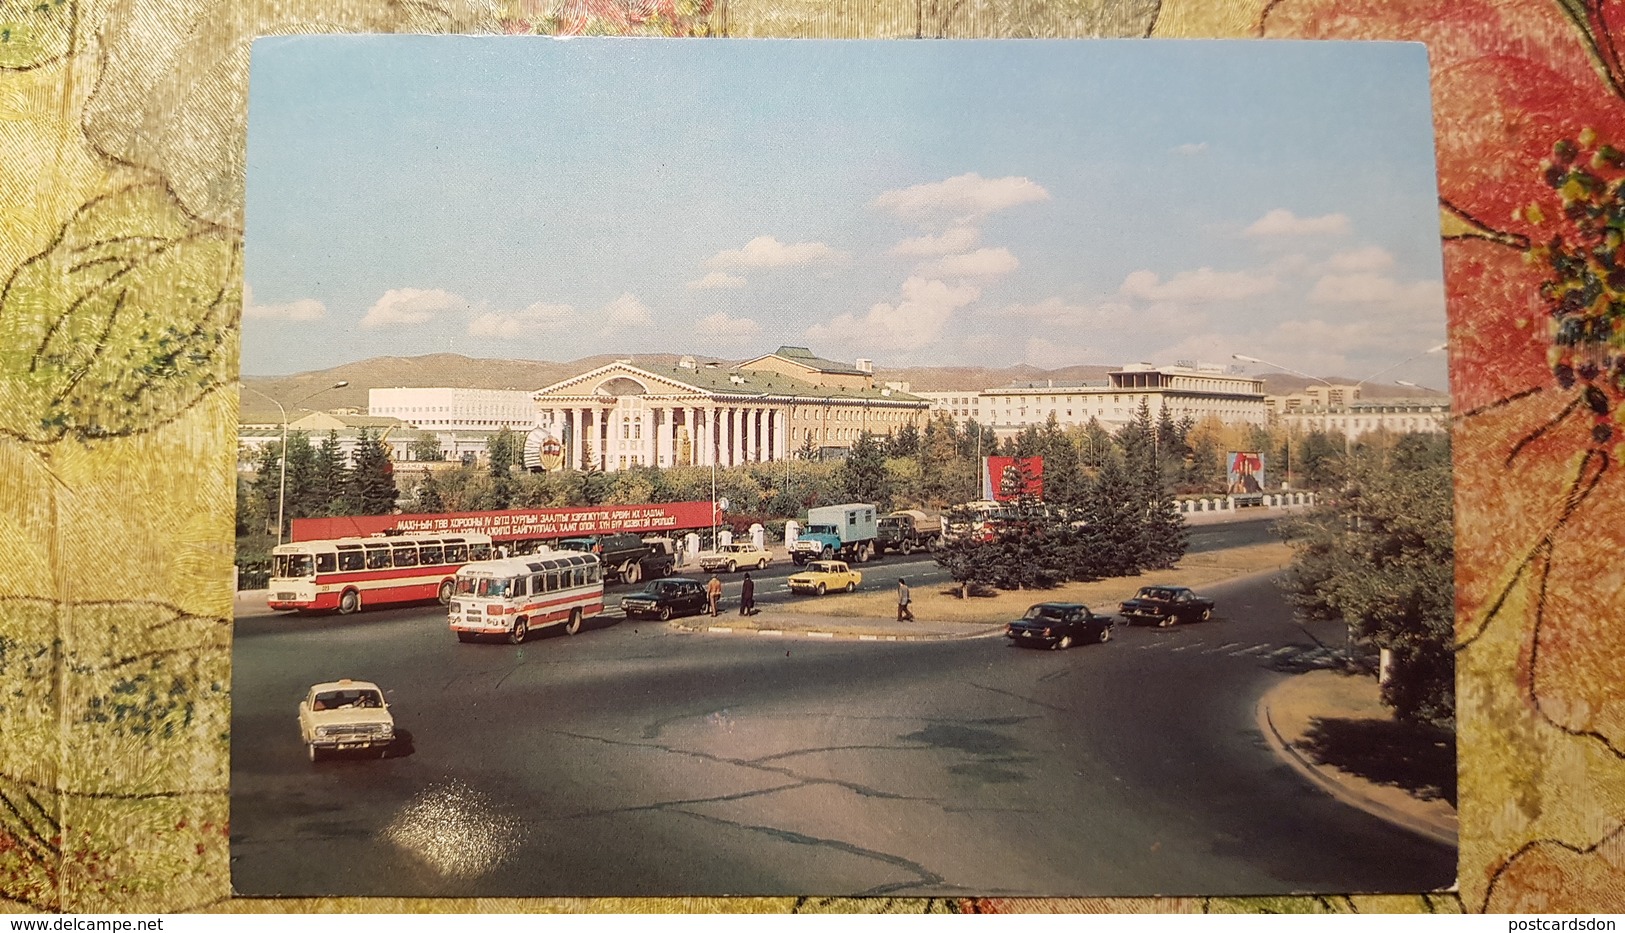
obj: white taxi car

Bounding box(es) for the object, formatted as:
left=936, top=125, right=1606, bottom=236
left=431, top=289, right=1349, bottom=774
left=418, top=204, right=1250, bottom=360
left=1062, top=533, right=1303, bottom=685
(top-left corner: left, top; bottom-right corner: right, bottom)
left=698, top=542, right=772, bottom=573
left=298, top=679, right=395, bottom=762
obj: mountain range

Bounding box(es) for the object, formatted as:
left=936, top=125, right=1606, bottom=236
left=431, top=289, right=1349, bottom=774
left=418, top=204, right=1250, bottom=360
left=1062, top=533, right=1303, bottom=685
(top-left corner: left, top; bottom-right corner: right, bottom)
left=238, top=353, right=1443, bottom=423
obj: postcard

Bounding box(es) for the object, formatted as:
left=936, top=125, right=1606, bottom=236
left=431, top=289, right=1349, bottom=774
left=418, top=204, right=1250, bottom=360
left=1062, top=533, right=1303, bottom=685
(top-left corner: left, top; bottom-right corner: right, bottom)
left=232, top=36, right=1454, bottom=898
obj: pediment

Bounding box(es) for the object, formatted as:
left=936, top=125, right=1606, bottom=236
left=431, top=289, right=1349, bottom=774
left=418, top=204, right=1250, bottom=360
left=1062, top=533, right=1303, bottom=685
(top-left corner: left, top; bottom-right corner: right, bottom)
left=533, top=362, right=712, bottom=400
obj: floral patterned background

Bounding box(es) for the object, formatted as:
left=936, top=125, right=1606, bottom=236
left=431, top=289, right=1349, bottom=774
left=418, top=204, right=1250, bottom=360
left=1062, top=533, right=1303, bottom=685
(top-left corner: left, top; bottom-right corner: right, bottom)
left=1, top=0, right=1621, bottom=915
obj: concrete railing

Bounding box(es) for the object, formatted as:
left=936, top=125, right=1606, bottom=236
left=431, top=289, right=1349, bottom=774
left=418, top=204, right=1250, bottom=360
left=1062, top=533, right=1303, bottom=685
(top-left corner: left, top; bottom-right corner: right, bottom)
left=1177, top=492, right=1316, bottom=514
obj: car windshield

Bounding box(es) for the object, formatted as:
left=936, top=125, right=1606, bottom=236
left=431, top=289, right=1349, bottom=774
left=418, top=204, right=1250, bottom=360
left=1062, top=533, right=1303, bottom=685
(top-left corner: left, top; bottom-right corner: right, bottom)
left=1137, top=588, right=1173, bottom=600
left=1023, top=606, right=1066, bottom=621
left=273, top=553, right=315, bottom=579
left=809, top=563, right=836, bottom=572
left=312, top=689, right=383, bottom=710
left=644, top=583, right=676, bottom=596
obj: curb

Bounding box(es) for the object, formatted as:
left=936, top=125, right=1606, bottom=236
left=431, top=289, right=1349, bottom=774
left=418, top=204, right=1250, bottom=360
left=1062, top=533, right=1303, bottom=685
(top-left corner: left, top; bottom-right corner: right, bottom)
left=1254, top=694, right=1458, bottom=849
left=672, top=620, right=1007, bottom=642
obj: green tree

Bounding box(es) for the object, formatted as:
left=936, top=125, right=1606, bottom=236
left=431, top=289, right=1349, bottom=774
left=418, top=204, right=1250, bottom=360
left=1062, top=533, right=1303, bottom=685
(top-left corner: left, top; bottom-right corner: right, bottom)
left=411, top=431, right=444, bottom=462
left=410, top=470, right=447, bottom=512
left=487, top=425, right=519, bottom=509
left=281, top=432, right=318, bottom=529
left=347, top=426, right=398, bottom=515
left=1277, top=434, right=1455, bottom=729
left=891, top=422, right=921, bottom=458
left=838, top=431, right=891, bottom=506
left=311, top=429, right=350, bottom=515
left=1078, top=417, right=1115, bottom=473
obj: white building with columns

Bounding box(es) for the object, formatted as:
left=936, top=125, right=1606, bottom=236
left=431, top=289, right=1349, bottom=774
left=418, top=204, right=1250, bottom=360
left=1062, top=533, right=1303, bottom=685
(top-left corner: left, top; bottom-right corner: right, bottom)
left=529, top=347, right=931, bottom=471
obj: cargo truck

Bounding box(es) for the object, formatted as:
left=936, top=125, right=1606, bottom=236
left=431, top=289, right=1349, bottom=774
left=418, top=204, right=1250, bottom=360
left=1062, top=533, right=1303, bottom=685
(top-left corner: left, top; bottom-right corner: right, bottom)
left=790, top=503, right=879, bottom=565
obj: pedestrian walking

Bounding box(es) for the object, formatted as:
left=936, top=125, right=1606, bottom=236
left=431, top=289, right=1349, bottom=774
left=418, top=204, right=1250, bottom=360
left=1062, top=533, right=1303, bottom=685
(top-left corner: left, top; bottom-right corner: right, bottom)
left=897, top=577, right=915, bottom=622
left=707, top=573, right=723, bottom=617
left=740, top=573, right=755, bottom=616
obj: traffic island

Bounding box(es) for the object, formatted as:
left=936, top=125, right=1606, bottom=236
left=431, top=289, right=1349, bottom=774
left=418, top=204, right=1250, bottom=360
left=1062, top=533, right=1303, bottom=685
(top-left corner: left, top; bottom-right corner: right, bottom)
left=769, top=540, right=1295, bottom=623
left=1257, top=668, right=1458, bottom=847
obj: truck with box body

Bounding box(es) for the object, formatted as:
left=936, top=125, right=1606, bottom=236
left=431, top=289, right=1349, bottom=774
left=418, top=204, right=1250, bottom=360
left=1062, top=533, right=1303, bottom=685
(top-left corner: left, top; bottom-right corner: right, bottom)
left=790, top=503, right=879, bottom=565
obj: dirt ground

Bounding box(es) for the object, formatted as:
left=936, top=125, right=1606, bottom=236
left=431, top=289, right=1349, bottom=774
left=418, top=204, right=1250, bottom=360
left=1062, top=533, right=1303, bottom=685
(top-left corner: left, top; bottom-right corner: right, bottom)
left=773, top=541, right=1295, bottom=622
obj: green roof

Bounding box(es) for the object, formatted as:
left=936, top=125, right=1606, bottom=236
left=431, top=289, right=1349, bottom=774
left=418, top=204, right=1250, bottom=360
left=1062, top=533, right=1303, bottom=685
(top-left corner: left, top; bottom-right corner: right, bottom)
left=628, top=361, right=924, bottom=403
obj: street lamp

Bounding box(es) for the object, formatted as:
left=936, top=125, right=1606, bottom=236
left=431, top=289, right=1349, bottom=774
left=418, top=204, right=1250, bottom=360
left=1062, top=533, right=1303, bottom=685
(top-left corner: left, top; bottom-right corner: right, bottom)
left=1232, top=353, right=1336, bottom=488
left=1353, top=343, right=1446, bottom=397
left=242, top=380, right=349, bottom=546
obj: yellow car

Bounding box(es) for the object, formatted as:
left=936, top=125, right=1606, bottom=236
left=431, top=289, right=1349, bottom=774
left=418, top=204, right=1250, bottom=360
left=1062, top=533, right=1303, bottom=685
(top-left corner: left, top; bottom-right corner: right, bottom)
left=787, top=560, right=861, bottom=595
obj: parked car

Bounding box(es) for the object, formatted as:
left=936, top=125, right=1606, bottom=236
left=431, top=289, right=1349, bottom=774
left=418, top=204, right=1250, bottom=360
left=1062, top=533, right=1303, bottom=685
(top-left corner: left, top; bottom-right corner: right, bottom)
left=787, top=560, right=862, bottom=595
left=298, top=679, right=394, bottom=762
left=1118, top=586, right=1215, bottom=627
left=620, top=577, right=708, bottom=620
left=698, top=542, right=772, bottom=573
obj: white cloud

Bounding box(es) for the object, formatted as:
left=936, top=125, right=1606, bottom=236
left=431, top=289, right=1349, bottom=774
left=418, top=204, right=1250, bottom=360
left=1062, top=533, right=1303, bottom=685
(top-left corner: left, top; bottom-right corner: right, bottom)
left=1022, top=336, right=1088, bottom=369
left=1118, top=267, right=1279, bottom=304
left=917, top=247, right=1020, bottom=281
left=706, top=236, right=845, bottom=268
left=466, top=293, right=655, bottom=340
left=243, top=285, right=326, bottom=322
left=1308, top=274, right=1445, bottom=314
left=362, top=288, right=469, bottom=328
left=602, top=292, right=653, bottom=328
left=889, top=226, right=980, bottom=257
left=693, top=313, right=763, bottom=339
left=1322, top=245, right=1396, bottom=274
left=687, top=271, right=747, bottom=289
left=805, top=277, right=980, bottom=355
left=1243, top=209, right=1352, bottom=238
left=1172, top=142, right=1209, bottom=156
left=467, top=301, right=577, bottom=339
left=870, top=173, right=1050, bottom=224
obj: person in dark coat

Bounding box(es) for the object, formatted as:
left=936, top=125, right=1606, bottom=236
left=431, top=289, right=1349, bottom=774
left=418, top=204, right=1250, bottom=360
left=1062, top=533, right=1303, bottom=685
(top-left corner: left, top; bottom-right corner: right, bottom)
left=897, top=578, right=915, bottom=622
left=740, top=573, right=756, bottom=616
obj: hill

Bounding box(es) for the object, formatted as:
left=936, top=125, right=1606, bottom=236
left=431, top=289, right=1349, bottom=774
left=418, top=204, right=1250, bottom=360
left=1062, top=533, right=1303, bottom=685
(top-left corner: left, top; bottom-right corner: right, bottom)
left=239, top=353, right=1442, bottom=422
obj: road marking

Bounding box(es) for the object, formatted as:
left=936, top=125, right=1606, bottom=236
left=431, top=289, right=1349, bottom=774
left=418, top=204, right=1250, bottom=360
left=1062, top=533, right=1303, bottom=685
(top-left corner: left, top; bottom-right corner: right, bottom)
left=758, top=629, right=785, bottom=636
left=1230, top=644, right=1272, bottom=656
left=1203, top=642, right=1243, bottom=654
left=708, top=626, right=733, bottom=634
left=858, top=635, right=878, bottom=641
left=1168, top=643, right=1201, bottom=652
left=807, top=632, right=835, bottom=639
left=1268, top=646, right=1298, bottom=658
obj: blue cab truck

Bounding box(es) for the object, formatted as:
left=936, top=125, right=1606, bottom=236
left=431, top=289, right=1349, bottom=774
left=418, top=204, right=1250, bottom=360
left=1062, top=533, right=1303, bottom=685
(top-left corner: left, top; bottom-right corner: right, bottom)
left=789, top=503, right=879, bottom=565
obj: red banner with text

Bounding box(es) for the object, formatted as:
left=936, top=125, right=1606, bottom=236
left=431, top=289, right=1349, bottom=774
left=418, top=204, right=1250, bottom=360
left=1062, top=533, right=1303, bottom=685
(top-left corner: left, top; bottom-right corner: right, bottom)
left=983, top=456, right=1044, bottom=501
left=291, top=501, right=717, bottom=543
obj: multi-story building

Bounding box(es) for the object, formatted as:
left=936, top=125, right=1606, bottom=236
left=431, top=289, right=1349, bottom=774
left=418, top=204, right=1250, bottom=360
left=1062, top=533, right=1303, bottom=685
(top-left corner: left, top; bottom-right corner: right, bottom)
left=529, top=346, right=930, bottom=471
left=368, top=386, right=536, bottom=431
left=1273, top=396, right=1450, bottom=440
left=918, top=363, right=1268, bottom=437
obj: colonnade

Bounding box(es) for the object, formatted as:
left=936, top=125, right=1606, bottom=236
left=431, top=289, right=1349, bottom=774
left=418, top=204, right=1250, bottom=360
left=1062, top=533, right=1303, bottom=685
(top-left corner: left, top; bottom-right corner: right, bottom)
left=536, top=402, right=791, bottom=471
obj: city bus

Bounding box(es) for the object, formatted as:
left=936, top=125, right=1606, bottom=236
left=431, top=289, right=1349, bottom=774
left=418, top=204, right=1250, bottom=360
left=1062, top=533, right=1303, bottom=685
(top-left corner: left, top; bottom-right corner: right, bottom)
left=447, top=550, right=605, bottom=644
left=267, top=532, right=495, bottom=614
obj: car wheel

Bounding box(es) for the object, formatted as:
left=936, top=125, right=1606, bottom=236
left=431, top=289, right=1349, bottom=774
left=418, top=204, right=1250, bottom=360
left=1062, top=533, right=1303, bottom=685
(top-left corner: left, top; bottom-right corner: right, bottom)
left=1158, top=615, right=1174, bottom=628
left=1201, top=608, right=1212, bottom=622
left=338, top=589, right=360, bottom=615
left=900, top=542, right=913, bottom=557
left=510, top=617, right=528, bottom=644
left=821, top=546, right=833, bottom=560
left=659, top=606, right=672, bottom=621
left=758, top=558, right=768, bottom=570
left=624, top=562, right=641, bottom=585
left=438, top=581, right=454, bottom=605
left=726, top=560, right=737, bottom=573
left=845, top=581, right=856, bottom=592
left=1053, top=634, right=1073, bottom=650
left=565, top=608, right=583, bottom=635
left=815, top=583, right=826, bottom=596
left=1098, top=625, right=1112, bottom=643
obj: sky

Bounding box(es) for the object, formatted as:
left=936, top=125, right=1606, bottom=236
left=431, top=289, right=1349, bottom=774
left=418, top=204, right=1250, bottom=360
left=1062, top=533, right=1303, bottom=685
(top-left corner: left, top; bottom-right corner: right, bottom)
left=244, top=37, right=1449, bottom=388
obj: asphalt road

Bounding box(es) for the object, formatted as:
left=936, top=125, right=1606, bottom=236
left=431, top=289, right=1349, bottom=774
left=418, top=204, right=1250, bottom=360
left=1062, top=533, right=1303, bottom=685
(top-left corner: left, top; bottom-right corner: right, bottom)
left=230, top=525, right=1453, bottom=899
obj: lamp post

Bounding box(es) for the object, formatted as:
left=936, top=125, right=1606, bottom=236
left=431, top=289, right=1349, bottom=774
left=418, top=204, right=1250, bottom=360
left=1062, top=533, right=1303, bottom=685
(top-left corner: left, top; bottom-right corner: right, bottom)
left=1353, top=343, right=1446, bottom=398
left=243, top=380, right=348, bottom=546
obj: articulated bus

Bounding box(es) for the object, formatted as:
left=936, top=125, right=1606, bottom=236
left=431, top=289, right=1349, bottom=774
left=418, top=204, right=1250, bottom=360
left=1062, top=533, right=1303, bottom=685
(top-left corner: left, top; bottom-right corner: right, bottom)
left=267, top=532, right=495, bottom=614
left=447, top=551, right=605, bottom=644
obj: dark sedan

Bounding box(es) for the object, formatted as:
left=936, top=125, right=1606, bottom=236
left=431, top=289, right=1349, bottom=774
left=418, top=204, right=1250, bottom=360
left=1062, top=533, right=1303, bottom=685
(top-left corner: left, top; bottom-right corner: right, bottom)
left=620, top=578, right=707, bottom=621
left=1118, top=585, right=1215, bottom=626
left=1005, top=603, right=1113, bottom=650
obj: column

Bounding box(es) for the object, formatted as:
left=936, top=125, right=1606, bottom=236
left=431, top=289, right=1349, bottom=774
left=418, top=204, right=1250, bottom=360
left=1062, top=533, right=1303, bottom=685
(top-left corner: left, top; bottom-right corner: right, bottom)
left=745, top=407, right=758, bottom=463
left=732, top=407, right=744, bottom=466
left=705, top=405, right=718, bottom=467
left=776, top=407, right=788, bottom=460
left=664, top=406, right=678, bottom=468
left=648, top=406, right=661, bottom=468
